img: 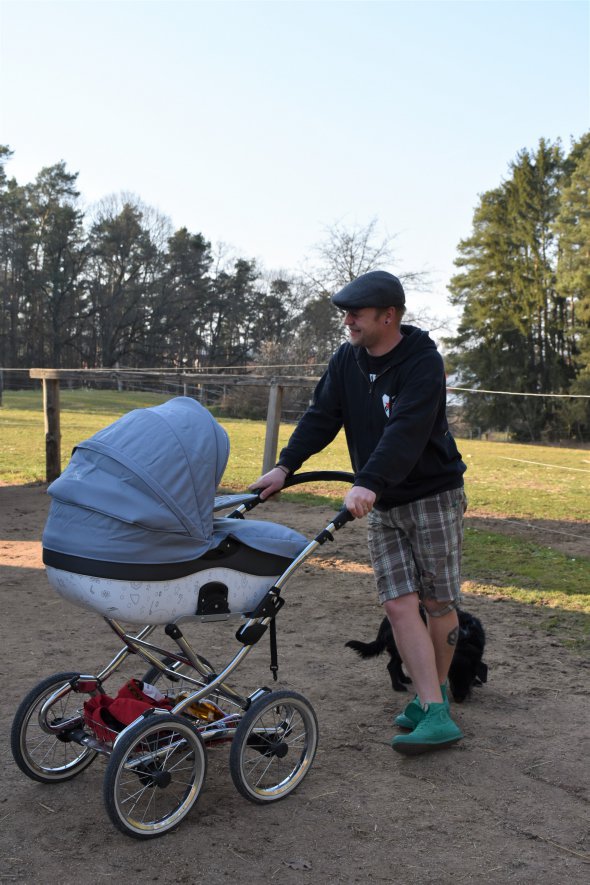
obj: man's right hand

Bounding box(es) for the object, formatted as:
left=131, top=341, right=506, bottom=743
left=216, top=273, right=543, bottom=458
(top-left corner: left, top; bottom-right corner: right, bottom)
left=248, top=466, right=288, bottom=501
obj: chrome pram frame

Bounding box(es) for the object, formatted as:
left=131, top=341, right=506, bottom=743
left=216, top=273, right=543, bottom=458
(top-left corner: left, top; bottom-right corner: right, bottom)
left=11, top=471, right=354, bottom=839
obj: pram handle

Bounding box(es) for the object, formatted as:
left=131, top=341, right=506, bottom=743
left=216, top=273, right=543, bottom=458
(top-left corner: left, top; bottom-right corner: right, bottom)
left=245, top=470, right=356, bottom=529
left=282, top=470, right=355, bottom=489
left=284, top=473, right=357, bottom=533
left=248, top=470, right=355, bottom=503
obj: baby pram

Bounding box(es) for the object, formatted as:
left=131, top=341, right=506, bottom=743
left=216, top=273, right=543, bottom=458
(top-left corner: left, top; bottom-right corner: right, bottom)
left=11, top=397, right=354, bottom=838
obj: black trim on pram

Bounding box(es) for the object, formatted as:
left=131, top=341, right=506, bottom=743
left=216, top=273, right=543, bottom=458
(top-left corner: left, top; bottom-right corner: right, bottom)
left=42, top=538, right=294, bottom=582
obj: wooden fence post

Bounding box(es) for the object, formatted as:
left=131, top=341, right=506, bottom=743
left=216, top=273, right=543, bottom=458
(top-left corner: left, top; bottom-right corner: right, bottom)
left=30, top=370, right=62, bottom=482
left=262, top=382, right=284, bottom=474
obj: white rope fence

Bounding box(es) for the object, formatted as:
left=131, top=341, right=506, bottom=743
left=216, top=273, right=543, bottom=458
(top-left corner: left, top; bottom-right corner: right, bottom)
left=468, top=516, right=589, bottom=544
left=3, top=366, right=590, bottom=399
left=497, top=456, right=590, bottom=474
left=448, top=386, right=590, bottom=399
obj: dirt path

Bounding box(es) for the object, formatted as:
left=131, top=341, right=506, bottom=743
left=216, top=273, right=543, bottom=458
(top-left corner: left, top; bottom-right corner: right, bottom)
left=1, top=485, right=588, bottom=884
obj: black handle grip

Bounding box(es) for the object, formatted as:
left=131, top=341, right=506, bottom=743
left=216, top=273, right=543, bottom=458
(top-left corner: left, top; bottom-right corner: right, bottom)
left=331, top=507, right=355, bottom=530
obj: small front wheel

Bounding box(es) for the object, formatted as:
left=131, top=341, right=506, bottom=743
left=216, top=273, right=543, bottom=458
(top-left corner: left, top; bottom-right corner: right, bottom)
left=229, top=690, right=318, bottom=804
left=11, top=672, right=97, bottom=783
left=103, top=712, right=207, bottom=838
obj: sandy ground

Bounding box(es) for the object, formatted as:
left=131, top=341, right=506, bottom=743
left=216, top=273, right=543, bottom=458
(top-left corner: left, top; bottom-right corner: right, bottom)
left=1, top=484, right=589, bottom=884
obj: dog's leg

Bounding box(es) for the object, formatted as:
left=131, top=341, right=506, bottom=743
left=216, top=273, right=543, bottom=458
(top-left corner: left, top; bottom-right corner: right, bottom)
left=387, top=655, right=410, bottom=692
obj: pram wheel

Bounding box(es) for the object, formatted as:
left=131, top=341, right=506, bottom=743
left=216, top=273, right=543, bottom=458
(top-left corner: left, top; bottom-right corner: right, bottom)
left=11, top=672, right=97, bottom=783
left=229, top=690, right=318, bottom=804
left=103, top=712, right=207, bottom=839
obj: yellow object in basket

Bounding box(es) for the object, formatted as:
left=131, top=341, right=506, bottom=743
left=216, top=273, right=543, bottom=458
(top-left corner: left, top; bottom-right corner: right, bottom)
left=187, top=700, right=225, bottom=722
left=174, top=692, right=225, bottom=722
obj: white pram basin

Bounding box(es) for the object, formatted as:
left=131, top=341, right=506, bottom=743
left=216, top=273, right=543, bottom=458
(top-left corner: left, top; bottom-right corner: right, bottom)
left=42, top=398, right=308, bottom=624
left=44, top=516, right=307, bottom=624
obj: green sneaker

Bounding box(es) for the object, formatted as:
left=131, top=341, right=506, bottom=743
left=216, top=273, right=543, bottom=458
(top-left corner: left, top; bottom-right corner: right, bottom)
left=391, top=702, right=463, bottom=755
left=394, top=684, right=449, bottom=730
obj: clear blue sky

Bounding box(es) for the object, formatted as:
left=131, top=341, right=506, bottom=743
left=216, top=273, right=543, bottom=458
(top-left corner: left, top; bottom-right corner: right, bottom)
left=1, top=0, right=588, bottom=320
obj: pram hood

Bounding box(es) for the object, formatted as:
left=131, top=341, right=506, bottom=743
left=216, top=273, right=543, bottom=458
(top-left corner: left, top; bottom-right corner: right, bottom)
left=43, top=396, right=306, bottom=567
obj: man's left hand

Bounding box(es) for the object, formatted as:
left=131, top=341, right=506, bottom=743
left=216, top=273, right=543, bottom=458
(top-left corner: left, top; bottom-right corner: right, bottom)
left=344, top=486, right=376, bottom=519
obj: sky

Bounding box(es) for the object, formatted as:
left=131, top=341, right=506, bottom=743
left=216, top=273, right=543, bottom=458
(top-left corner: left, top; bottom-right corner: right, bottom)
left=1, top=0, right=589, bottom=322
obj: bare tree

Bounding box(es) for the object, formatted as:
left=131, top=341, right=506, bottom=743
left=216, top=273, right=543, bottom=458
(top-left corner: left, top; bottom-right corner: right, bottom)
left=309, top=217, right=397, bottom=288
left=293, top=218, right=437, bottom=358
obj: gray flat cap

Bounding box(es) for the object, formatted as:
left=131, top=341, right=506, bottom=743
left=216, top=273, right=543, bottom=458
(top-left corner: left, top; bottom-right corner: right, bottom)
left=331, top=270, right=405, bottom=310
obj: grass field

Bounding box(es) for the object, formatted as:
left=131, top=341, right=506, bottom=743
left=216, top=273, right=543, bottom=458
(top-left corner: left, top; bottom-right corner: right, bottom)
left=1, top=389, right=589, bottom=637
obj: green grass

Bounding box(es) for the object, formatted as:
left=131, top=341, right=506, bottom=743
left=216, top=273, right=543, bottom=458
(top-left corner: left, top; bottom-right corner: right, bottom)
left=1, top=390, right=588, bottom=519
left=463, top=528, right=588, bottom=609
left=2, top=389, right=589, bottom=644
left=463, top=528, right=590, bottom=650
left=0, top=389, right=172, bottom=484
left=459, top=438, right=589, bottom=522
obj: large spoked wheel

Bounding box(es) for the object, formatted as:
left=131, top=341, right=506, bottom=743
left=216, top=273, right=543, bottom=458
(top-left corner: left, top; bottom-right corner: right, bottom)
left=11, top=672, right=97, bottom=783
left=229, top=690, right=318, bottom=804
left=103, top=712, right=207, bottom=839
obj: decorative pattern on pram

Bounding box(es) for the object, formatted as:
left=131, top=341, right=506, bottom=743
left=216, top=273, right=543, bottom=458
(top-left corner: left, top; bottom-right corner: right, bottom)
left=46, top=564, right=290, bottom=623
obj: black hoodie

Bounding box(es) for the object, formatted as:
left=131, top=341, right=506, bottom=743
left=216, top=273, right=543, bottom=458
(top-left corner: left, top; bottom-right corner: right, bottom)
left=277, top=325, right=466, bottom=507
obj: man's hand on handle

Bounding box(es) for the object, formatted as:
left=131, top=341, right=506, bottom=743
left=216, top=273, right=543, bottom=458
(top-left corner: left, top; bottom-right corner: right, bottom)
left=248, top=466, right=288, bottom=501
left=343, top=486, right=376, bottom=519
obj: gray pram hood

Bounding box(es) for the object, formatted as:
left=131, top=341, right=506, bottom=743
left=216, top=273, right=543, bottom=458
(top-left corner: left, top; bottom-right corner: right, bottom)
left=43, top=397, right=307, bottom=565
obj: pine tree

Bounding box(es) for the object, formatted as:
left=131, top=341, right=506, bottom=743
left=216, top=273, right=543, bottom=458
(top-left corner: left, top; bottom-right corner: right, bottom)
left=554, top=133, right=590, bottom=435
left=447, top=138, right=575, bottom=440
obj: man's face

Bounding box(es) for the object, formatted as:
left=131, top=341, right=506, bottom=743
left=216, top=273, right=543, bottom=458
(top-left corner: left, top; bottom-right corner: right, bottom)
left=342, top=307, right=389, bottom=351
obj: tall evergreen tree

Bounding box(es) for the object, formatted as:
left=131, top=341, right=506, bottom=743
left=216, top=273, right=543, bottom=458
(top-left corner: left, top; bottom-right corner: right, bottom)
left=206, top=258, right=262, bottom=366
left=448, top=139, right=573, bottom=440
left=149, top=227, right=212, bottom=367
left=554, top=133, right=590, bottom=434
left=84, top=197, right=168, bottom=367
left=0, top=147, right=31, bottom=366
left=25, top=163, right=87, bottom=366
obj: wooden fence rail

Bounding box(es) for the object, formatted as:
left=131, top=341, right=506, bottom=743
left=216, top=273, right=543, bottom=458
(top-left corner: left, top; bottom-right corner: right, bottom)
left=29, top=369, right=320, bottom=482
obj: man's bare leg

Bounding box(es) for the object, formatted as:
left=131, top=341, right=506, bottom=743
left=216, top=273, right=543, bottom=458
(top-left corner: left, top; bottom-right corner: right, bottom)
left=424, top=604, right=459, bottom=688
left=383, top=594, right=443, bottom=704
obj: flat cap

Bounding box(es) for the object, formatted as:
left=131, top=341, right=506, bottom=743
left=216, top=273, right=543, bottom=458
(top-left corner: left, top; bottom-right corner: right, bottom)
left=331, top=270, right=405, bottom=310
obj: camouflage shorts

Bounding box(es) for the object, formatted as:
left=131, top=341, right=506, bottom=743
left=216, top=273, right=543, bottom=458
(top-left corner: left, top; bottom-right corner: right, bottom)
left=367, top=488, right=467, bottom=613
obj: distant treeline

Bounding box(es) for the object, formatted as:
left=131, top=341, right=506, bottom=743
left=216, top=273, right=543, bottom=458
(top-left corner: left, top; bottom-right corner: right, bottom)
left=1, top=135, right=589, bottom=440
left=0, top=144, right=354, bottom=373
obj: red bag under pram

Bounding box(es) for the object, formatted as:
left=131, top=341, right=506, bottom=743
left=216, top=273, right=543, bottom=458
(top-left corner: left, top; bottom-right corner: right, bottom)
left=83, top=679, right=173, bottom=742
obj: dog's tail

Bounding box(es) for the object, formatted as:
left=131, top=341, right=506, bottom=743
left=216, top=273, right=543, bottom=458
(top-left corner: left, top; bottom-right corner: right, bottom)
left=345, top=638, right=386, bottom=659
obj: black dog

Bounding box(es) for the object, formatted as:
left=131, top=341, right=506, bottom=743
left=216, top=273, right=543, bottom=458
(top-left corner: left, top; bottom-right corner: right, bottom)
left=346, top=609, right=488, bottom=702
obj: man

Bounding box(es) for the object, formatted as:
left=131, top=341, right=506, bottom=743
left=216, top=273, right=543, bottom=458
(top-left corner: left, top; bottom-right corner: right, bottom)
left=250, top=270, right=467, bottom=755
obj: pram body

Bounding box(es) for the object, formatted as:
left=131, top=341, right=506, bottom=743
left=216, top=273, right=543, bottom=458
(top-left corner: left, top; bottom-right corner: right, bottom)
left=11, top=397, right=354, bottom=838
left=42, top=397, right=308, bottom=623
